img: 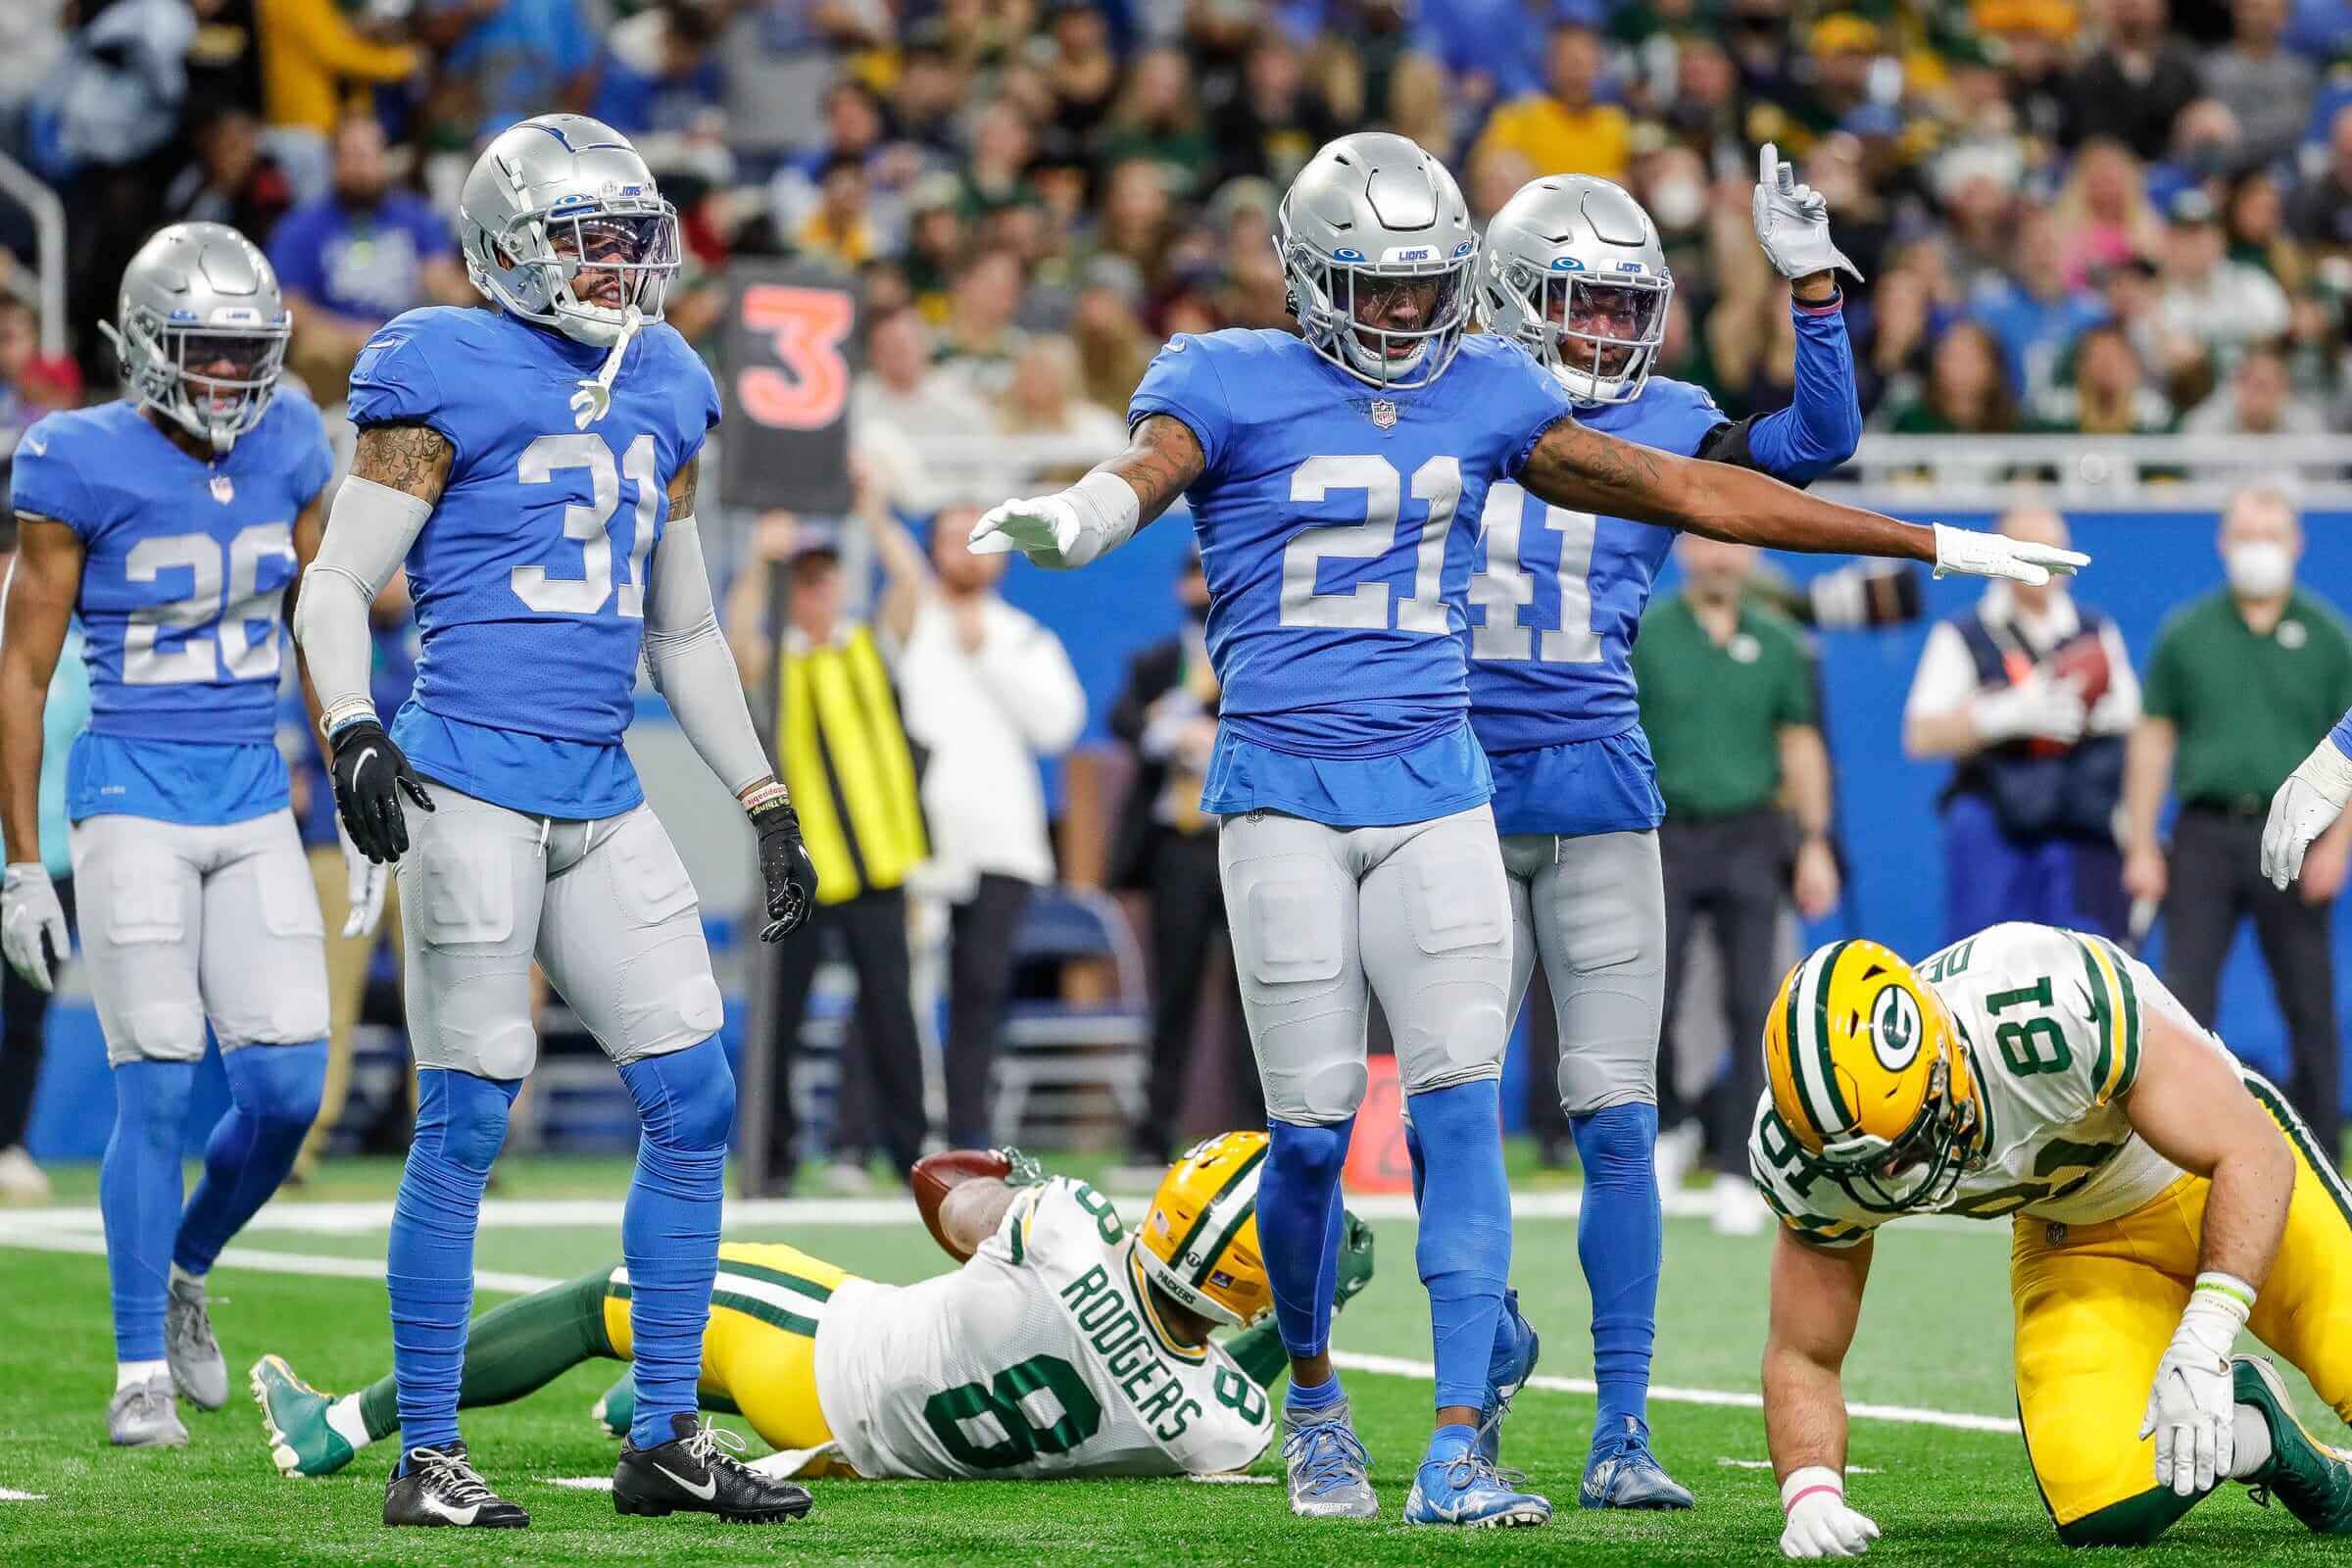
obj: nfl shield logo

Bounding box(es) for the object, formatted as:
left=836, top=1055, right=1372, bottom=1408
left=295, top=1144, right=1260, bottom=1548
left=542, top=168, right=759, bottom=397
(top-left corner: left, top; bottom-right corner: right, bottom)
left=209, top=474, right=235, bottom=505
left=1369, top=399, right=1398, bottom=429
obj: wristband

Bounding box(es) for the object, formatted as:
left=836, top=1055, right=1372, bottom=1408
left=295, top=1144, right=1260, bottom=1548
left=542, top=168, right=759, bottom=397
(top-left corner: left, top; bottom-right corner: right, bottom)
left=2191, top=1270, right=2256, bottom=1319
left=321, top=700, right=378, bottom=742
left=1781, top=1464, right=1843, bottom=1514
left=739, top=780, right=791, bottom=815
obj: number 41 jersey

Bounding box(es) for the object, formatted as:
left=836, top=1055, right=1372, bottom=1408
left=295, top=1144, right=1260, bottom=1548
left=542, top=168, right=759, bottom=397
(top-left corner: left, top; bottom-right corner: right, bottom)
left=1748, top=922, right=2222, bottom=1249
left=812, top=1177, right=1272, bottom=1479
left=346, top=306, right=721, bottom=820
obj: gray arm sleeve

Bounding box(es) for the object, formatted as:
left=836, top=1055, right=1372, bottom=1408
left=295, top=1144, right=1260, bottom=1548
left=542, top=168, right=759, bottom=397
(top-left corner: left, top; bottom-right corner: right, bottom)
left=292, top=475, right=432, bottom=730
left=642, top=513, right=773, bottom=796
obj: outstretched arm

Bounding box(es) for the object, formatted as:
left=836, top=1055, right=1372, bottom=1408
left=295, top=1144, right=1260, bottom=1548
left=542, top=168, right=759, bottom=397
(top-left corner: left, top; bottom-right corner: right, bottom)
left=966, top=415, right=1204, bottom=569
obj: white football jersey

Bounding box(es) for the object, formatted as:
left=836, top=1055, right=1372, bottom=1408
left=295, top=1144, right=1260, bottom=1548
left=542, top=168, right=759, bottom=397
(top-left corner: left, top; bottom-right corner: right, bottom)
left=1749, top=922, right=2225, bottom=1248
left=813, top=1177, right=1274, bottom=1479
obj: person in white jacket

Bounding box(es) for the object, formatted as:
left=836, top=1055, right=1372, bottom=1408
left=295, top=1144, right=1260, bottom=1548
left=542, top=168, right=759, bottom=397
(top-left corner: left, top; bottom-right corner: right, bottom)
left=865, top=497, right=1086, bottom=1147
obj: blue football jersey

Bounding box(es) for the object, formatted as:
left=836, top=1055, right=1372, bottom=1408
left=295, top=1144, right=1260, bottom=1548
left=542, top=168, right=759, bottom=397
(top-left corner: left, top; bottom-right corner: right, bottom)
left=1129, top=330, right=1573, bottom=826
left=346, top=307, right=721, bottom=819
left=1462, top=377, right=1731, bottom=837
left=11, top=393, right=332, bottom=826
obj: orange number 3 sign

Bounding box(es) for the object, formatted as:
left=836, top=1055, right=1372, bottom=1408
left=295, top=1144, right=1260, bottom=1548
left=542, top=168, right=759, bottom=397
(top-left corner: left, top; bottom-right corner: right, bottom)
left=734, top=284, right=853, bottom=429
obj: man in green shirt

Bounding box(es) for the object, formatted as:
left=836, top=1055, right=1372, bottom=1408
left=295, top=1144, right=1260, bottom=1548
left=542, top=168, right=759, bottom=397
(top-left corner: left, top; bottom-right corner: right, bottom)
left=2125, top=485, right=2352, bottom=1159
left=1633, top=535, right=1838, bottom=1234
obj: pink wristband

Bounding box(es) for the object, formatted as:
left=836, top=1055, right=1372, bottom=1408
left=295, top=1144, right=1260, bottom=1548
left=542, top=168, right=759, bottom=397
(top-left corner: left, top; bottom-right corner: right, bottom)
left=1786, top=1483, right=1842, bottom=1514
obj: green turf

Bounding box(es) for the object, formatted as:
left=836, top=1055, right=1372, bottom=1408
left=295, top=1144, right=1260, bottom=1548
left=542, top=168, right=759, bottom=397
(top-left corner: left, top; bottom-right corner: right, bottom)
left=2, top=1166, right=2343, bottom=1566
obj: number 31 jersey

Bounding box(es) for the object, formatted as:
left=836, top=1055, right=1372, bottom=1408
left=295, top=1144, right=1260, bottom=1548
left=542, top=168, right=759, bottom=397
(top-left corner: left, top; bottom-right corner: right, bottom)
left=1748, top=922, right=2220, bottom=1249
left=813, top=1177, right=1272, bottom=1480
left=346, top=306, right=721, bottom=819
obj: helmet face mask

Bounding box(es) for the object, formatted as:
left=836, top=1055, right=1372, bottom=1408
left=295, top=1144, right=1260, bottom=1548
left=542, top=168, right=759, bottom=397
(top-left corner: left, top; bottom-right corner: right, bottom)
left=1814, top=1055, right=1981, bottom=1213
left=1478, top=174, right=1672, bottom=406
left=103, top=223, right=290, bottom=455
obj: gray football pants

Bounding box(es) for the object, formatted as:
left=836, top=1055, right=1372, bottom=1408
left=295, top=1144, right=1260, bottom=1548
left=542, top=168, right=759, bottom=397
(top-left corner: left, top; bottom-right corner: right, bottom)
left=1500, top=829, right=1666, bottom=1115
left=1218, top=805, right=1512, bottom=1126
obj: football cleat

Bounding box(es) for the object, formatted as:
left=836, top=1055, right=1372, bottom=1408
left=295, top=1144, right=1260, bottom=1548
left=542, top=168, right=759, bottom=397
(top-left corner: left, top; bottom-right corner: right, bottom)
left=612, top=1414, right=812, bottom=1524
left=108, top=1374, right=188, bottom=1448
left=592, top=1376, right=634, bottom=1441
left=1580, top=1414, right=1694, bottom=1510
left=2234, top=1354, right=2352, bottom=1533
left=1476, top=1288, right=1540, bottom=1465
left=251, top=1353, right=358, bottom=1478
left=1404, top=1431, right=1552, bottom=1528
left=1282, top=1401, right=1379, bottom=1518
left=383, top=1442, right=529, bottom=1528
left=167, top=1273, right=229, bottom=1411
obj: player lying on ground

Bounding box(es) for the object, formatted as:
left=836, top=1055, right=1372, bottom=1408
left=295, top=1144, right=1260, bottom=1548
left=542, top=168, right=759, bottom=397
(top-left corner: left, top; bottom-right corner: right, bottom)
left=1752, top=920, right=2352, bottom=1556
left=1450, top=144, right=1865, bottom=1512
left=0, top=224, right=346, bottom=1450
left=970, top=130, right=2081, bottom=1529
left=253, top=1137, right=1389, bottom=1483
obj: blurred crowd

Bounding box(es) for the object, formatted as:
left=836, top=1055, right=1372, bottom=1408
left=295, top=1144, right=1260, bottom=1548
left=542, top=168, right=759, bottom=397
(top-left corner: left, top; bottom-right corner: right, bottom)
left=3, top=0, right=2352, bottom=466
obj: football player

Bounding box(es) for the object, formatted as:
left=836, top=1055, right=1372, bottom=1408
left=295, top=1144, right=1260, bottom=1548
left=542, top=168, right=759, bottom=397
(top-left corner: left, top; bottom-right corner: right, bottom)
left=289, top=115, right=819, bottom=1530
left=0, top=224, right=341, bottom=1449
left=251, top=1136, right=1375, bottom=1484
left=1752, top=922, right=2352, bottom=1556
left=970, top=130, right=2081, bottom=1527
left=1458, top=146, right=1863, bottom=1510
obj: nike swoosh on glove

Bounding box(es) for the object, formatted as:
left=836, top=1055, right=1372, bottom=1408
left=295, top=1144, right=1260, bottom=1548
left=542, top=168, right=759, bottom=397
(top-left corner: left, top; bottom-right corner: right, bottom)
left=752, top=801, right=819, bottom=941
left=2264, top=737, right=2352, bottom=889
left=329, top=719, right=435, bottom=864
left=1752, top=141, right=1862, bottom=284
left=1931, top=522, right=2089, bottom=587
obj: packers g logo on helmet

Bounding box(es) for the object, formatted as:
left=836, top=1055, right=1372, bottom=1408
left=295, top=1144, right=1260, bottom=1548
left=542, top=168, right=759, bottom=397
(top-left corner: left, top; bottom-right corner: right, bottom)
left=1137, top=1132, right=1270, bottom=1327
left=1763, top=940, right=1981, bottom=1214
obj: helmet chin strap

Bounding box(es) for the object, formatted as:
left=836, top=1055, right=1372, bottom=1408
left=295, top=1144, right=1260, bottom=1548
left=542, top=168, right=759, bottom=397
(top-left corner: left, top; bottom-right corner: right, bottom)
left=569, top=304, right=643, bottom=429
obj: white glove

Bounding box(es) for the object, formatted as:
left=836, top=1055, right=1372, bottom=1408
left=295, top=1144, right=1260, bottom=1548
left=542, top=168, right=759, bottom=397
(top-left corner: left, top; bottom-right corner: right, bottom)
left=1781, top=1467, right=1880, bottom=1559
left=2, top=862, right=69, bottom=993
left=1970, top=675, right=2086, bottom=746
left=2263, top=735, right=2352, bottom=890
left=968, top=471, right=1140, bottom=570
left=1932, top=522, right=2089, bottom=587
left=337, top=817, right=388, bottom=939
left=1753, top=142, right=1862, bottom=285
left=2140, top=1273, right=2253, bottom=1496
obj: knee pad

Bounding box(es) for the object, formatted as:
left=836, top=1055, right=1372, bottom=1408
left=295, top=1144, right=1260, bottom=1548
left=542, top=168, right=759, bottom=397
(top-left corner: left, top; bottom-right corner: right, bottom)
left=622, top=1037, right=734, bottom=1151
left=1267, top=1055, right=1369, bottom=1124
left=1396, top=995, right=1508, bottom=1096
left=1266, top=1117, right=1350, bottom=1187
left=114, top=1059, right=197, bottom=1148
left=616, top=958, right=724, bottom=1061
left=417, top=1069, right=518, bottom=1171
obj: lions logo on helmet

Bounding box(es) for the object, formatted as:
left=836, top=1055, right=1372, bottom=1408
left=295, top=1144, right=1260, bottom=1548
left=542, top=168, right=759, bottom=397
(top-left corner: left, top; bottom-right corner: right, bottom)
left=1763, top=940, right=1982, bottom=1214
left=1137, top=1132, right=1271, bottom=1327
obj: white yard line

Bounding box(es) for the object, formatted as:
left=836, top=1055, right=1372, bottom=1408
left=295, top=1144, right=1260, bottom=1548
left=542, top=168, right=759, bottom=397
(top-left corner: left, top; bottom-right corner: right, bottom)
left=0, top=1488, right=48, bottom=1501
left=0, top=1205, right=2020, bottom=1439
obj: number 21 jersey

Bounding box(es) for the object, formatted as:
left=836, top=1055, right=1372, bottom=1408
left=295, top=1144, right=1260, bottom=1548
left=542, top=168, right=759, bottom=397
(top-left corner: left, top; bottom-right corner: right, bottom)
left=345, top=306, right=721, bottom=819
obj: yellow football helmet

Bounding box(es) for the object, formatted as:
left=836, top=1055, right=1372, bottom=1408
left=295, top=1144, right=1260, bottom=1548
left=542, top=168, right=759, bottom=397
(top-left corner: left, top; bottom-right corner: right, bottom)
left=1136, top=1131, right=1271, bottom=1327
left=1762, top=939, right=1981, bottom=1213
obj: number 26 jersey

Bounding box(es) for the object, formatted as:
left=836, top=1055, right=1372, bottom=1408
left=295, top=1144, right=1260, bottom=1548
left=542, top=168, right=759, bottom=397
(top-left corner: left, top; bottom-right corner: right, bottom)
left=345, top=306, right=721, bottom=820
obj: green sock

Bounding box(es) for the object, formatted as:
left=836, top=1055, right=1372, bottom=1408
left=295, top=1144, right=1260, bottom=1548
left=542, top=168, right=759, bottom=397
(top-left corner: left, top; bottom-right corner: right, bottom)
left=360, top=1269, right=618, bottom=1444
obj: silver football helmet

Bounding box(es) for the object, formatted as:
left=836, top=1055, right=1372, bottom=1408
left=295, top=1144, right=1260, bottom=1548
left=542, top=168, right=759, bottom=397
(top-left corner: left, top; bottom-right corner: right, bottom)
left=100, top=223, right=289, bottom=455
left=458, top=114, right=681, bottom=349
left=1479, top=174, right=1672, bottom=406
left=1276, top=132, right=1478, bottom=389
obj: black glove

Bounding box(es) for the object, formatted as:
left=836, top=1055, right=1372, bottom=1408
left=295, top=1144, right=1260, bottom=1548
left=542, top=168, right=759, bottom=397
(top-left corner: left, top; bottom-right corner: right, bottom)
left=328, top=719, right=435, bottom=864
left=752, top=800, right=818, bottom=940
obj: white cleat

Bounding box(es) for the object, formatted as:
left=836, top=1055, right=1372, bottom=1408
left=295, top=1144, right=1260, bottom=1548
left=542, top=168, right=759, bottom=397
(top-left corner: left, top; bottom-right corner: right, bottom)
left=109, top=1375, right=188, bottom=1448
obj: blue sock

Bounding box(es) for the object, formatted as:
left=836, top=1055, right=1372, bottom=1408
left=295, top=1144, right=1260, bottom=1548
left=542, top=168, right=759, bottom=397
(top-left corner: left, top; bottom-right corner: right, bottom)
left=389, top=1068, right=517, bottom=1455
left=1573, top=1102, right=1660, bottom=1449
left=1426, top=1420, right=1479, bottom=1462
left=616, top=1037, right=732, bottom=1449
left=1260, top=1117, right=1351, bottom=1361
left=101, top=1059, right=197, bottom=1363
left=1407, top=1079, right=1511, bottom=1413
left=173, top=1042, right=326, bottom=1276
left=1286, top=1370, right=1346, bottom=1414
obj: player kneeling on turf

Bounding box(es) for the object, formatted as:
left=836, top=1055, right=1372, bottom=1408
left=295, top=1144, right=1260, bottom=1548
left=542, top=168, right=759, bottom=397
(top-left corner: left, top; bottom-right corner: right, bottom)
left=254, top=1135, right=1375, bottom=1484
left=1753, top=921, right=2352, bottom=1556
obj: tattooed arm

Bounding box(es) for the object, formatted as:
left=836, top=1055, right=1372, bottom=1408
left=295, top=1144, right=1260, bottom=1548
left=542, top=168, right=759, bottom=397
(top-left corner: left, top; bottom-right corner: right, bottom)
left=293, top=423, right=451, bottom=736
left=1093, top=414, right=1206, bottom=523
left=966, top=414, right=1205, bottom=569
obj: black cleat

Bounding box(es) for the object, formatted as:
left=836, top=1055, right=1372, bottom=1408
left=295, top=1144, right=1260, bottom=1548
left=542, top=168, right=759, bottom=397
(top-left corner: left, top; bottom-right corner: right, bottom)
left=382, top=1442, right=530, bottom=1528
left=612, top=1414, right=813, bottom=1524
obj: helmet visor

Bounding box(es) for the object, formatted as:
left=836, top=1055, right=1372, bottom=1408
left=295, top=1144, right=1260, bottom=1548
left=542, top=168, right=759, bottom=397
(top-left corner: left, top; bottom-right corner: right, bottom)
left=1341, top=267, right=1469, bottom=366
left=544, top=209, right=681, bottom=316
left=1542, top=272, right=1668, bottom=382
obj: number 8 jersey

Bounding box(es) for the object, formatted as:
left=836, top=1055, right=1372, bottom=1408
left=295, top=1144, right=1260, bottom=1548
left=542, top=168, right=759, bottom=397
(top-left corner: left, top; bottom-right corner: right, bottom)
left=1748, top=922, right=2218, bottom=1248
left=814, top=1177, right=1272, bottom=1479
left=346, top=305, right=721, bottom=819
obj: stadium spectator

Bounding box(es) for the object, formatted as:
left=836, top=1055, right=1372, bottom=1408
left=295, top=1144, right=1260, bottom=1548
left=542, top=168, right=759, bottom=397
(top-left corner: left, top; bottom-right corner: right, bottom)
left=422, top=0, right=596, bottom=143
left=996, top=334, right=1126, bottom=487
left=1044, top=1, right=1121, bottom=145
left=2286, top=100, right=2352, bottom=252
left=1904, top=505, right=2138, bottom=941
left=2034, top=320, right=2178, bottom=432
left=794, top=154, right=883, bottom=271
left=960, top=98, right=1037, bottom=220
left=886, top=506, right=1085, bottom=1151
left=935, top=249, right=1029, bottom=397
left=1635, top=535, right=1838, bottom=1237
left=2225, top=169, right=2310, bottom=293
left=1098, top=48, right=1212, bottom=199
left=2062, top=0, right=2204, bottom=159
left=1471, top=23, right=1632, bottom=183
left=852, top=304, right=994, bottom=515
left=1969, top=208, right=2109, bottom=407
left=589, top=0, right=728, bottom=138
left=1886, top=320, right=2022, bottom=435
left=2051, top=138, right=2165, bottom=287
left=2153, top=187, right=2291, bottom=375
left=2126, top=485, right=2352, bottom=1160
left=2202, top=0, right=2317, bottom=172
left=165, top=107, right=296, bottom=240
left=1935, top=144, right=2027, bottom=302
left=1208, top=31, right=1342, bottom=191
left=1068, top=254, right=1154, bottom=412
left=248, top=0, right=416, bottom=152
left=269, top=114, right=466, bottom=399
left=2182, top=342, right=2328, bottom=442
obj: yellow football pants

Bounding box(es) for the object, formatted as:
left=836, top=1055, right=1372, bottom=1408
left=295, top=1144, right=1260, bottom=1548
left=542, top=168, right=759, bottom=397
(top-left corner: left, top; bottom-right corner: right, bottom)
left=2011, top=1075, right=2352, bottom=1543
left=600, top=1241, right=854, bottom=1453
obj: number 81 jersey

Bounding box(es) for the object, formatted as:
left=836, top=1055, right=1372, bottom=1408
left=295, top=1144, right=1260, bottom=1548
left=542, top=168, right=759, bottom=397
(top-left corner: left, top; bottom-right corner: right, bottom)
left=812, top=1177, right=1273, bottom=1479
left=346, top=306, right=720, bottom=819
left=1749, top=922, right=2208, bottom=1248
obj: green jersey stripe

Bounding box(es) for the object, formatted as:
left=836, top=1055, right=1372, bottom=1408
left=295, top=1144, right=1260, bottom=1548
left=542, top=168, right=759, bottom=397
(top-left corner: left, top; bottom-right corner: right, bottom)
left=2071, top=936, right=2119, bottom=1096
left=2243, top=1072, right=2352, bottom=1233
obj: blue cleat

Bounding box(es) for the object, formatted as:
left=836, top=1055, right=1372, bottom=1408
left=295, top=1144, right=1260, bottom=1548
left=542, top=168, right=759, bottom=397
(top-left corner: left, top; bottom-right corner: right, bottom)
left=1405, top=1429, right=1552, bottom=1528
left=1283, top=1401, right=1380, bottom=1519
left=1580, top=1415, right=1694, bottom=1510
left=1476, top=1288, right=1541, bottom=1465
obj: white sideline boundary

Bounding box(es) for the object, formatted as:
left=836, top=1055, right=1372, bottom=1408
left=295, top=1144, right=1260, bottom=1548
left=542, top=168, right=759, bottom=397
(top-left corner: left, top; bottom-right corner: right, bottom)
left=0, top=1202, right=2020, bottom=1439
